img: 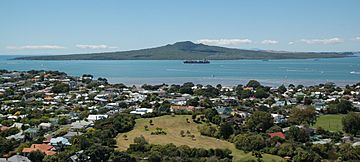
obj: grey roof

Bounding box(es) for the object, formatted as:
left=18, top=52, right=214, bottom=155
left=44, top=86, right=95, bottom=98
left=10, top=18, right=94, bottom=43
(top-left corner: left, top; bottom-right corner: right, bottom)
left=63, top=131, right=83, bottom=139
left=0, top=155, right=31, bottom=162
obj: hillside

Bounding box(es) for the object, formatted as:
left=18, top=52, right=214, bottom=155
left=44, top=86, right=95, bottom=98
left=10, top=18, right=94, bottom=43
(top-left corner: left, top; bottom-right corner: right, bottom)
left=116, top=115, right=284, bottom=162
left=16, top=41, right=353, bottom=60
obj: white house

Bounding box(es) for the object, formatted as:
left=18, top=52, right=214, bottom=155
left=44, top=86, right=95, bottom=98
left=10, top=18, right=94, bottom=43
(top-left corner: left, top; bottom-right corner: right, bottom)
left=87, top=115, right=108, bottom=121
left=130, top=108, right=153, bottom=115
left=271, top=114, right=286, bottom=124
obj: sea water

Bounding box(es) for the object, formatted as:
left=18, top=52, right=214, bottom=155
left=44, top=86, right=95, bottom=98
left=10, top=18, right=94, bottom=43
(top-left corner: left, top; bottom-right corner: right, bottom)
left=0, top=55, right=359, bottom=86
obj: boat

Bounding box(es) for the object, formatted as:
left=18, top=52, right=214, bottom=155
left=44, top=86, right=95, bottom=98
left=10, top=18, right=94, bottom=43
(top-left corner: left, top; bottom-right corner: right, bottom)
left=183, top=59, right=210, bottom=64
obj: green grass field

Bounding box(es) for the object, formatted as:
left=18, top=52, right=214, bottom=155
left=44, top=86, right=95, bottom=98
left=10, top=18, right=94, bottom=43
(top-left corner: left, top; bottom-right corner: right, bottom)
left=116, top=115, right=284, bottom=162
left=313, top=114, right=345, bottom=132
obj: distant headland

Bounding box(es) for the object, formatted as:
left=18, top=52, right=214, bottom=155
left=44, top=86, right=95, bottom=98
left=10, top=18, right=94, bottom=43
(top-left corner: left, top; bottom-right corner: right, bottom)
left=15, top=41, right=354, bottom=60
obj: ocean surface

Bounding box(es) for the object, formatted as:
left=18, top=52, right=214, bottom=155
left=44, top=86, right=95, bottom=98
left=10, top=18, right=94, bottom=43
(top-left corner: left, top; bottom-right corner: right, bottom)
left=0, top=55, right=359, bottom=87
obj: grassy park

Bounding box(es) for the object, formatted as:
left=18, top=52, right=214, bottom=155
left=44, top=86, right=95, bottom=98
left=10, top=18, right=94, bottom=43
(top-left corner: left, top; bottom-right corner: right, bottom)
left=313, top=114, right=345, bottom=132
left=116, top=115, right=283, bottom=162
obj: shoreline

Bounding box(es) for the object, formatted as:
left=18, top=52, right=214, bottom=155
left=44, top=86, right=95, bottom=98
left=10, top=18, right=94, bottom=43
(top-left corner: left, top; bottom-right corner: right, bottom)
left=106, top=77, right=359, bottom=87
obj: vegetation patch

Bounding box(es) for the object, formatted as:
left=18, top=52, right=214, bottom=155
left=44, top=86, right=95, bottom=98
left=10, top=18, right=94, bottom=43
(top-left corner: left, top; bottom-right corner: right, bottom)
left=312, top=114, right=344, bottom=132
left=116, top=115, right=283, bottom=162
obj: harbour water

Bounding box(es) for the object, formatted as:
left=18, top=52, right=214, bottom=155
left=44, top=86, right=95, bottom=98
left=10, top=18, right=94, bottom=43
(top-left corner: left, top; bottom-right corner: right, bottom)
left=0, top=55, right=359, bottom=86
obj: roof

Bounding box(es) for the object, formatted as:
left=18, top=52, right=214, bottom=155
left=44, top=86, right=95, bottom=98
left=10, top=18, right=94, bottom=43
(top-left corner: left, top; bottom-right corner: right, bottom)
left=63, top=131, right=83, bottom=139
left=0, top=155, right=31, bottom=162
left=170, top=105, right=195, bottom=111
left=215, top=107, right=232, bottom=115
left=50, top=137, right=71, bottom=146
left=71, top=120, right=93, bottom=129
left=268, top=132, right=286, bottom=139
left=22, top=144, right=56, bottom=155
left=87, top=114, right=108, bottom=121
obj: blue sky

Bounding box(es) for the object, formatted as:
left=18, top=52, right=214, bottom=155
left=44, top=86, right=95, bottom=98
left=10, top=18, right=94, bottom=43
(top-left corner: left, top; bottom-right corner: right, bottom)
left=1, top=0, right=360, bottom=55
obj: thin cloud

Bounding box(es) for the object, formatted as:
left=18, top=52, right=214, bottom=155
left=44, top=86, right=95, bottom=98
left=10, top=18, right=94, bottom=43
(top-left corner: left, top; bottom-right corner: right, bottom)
left=76, top=44, right=118, bottom=49
left=288, top=41, right=295, bottom=45
left=261, top=40, right=278, bottom=45
left=7, top=45, right=66, bottom=50
left=301, top=37, right=343, bottom=45
left=196, top=39, right=252, bottom=46
left=355, top=37, right=360, bottom=40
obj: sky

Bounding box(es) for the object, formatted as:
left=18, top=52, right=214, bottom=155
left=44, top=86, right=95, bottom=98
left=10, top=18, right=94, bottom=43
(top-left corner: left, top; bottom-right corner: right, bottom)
left=1, top=0, right=360, bottom=55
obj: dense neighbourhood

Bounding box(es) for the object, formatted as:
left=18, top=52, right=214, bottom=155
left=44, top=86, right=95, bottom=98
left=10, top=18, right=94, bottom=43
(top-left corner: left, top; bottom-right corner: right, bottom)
left=0, top=70, right=360, bottom=162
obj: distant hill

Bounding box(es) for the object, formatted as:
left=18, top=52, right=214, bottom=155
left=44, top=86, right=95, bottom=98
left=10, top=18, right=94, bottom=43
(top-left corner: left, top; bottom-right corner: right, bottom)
left=15, top=41, right=353, bottom=60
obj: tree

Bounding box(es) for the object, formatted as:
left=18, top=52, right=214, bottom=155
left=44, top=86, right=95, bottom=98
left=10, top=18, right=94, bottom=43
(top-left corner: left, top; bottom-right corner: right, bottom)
left=288, top=107, right=317, bottom=125
left=219, top=122, right=233, bottom=139
left=337, top=100, right=354, bottom=114
left=51, top=82, right=70, bottom=93
left=0, top=137, right=18, bottom=156
left=254, top=88, right=269, bottom=99
left=338, top=143, right=360, bottom=161
left=28, top=150, right=45, bottom=162
left=179, top=86, right=193, bottom=94
left=286, top=126, right=309, bottom=143
left=246, top=111, right=273, bottom=132
left=199, top=98, right=213, bottom=108
left=278, top=85, right=287, bottom=94
left=84, top=144, right=113, bottom=162
left=292, top=149, right=321, bottom=162
left=186, top=98, right=199, bottom=107
left=342, top=112, right=360, bottom=136
left=204, top=108, right=219, bottom=124
left=180, top=130, right=185, bottom=137
left=109, top=151, right=136, bottom=162
left=234, top=133, right=265, bottom=151
left=246, top=80, right=261, bottom=88
left=239, top=89, right=253, bottom=99
left=191, top=114, right=196, bottom=121
left=277, top=143, right=297, bottom=157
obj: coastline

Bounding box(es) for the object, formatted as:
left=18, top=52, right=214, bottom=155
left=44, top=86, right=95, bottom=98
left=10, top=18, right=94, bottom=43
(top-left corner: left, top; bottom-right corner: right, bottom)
left=106, top=76, right=359, bottom=87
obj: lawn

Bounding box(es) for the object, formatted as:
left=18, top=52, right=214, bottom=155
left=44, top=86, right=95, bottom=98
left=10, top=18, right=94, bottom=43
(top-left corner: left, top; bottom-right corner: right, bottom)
left=312, top=114, right=345, bottom=132
left=116, top=115, right=284, bottom=162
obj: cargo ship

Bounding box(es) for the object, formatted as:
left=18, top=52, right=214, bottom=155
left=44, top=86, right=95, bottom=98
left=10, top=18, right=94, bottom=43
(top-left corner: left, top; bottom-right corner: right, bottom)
left=183, top=59, right=210, bottom=64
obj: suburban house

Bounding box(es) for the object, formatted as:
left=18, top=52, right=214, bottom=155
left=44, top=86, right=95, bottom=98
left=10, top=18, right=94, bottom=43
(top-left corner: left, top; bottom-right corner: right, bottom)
left=86, top=114, right=108, bottom=121
left=170, top=105, right=195, bottom=112
left=0, top=155, right=30, bottom=162
left=130, top=108, right=153, bottom=115
left=50, top=137, right=71, bottom=146
left=271, top=114, right=286, bottom=124
left=268, top=132, right=286, bottom=140
left=22, top=144, right=56, bottom=155
left=70, top=120, right=93, bottom=129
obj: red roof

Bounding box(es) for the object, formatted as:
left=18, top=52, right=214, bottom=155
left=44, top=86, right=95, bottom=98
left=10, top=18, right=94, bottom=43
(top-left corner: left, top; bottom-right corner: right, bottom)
left=268, top=132, right=286, bottom=139
left=22, top=144, right=56, bottom=155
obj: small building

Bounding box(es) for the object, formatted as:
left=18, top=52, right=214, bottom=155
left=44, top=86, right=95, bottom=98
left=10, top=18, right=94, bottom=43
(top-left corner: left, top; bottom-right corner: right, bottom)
left=70, top=120, right=93, bottom=129
left=170, top=105, right=195, bottom=112
left=215, top=106, right=233, bottom=115
left=63, top=131, right=83, bottom=140
left=268, top=132, right=286, bottom=140
left=22, top=144, right=56, bottom=155
left=39, top=122, right=52, bottom=129
left=24, top=128, right=40, bottom=138
left=50, top=137, right=71, bottom=146
left=216, top=107, right=233, bottom=119
left=0, top=155, right=31, bottom=162
left=271, top=114, right=286, bottom=124
left=130, top=108, right=153, bottom=115
left=87, top=114, right=108, bottom=121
